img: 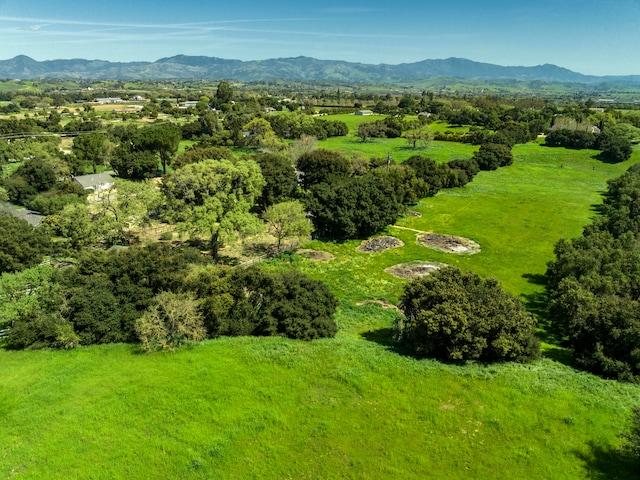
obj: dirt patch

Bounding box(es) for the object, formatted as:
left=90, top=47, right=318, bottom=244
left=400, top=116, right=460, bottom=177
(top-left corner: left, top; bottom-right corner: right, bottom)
left=385, top=261, right=446, bottom=279
left=357, top=236, right=404, bottom=253
left=417, top=233, right=480, bottom=254
left=355, top=299, right=401, bottom=312
left=296, top=249, right=335, bottom=262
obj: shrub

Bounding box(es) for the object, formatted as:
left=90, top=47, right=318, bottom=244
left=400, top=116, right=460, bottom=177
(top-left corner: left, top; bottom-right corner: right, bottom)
left=472, top=143, right=514, bottom=171
left=197, top=266, right=338, bottom=340
left=397, top=267, right=539, bottom=362
left=135, top=291, right=206, bottom=352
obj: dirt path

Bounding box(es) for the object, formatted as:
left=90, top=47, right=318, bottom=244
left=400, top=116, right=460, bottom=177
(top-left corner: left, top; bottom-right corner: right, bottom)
left=389, top=225, right=428, bottom=234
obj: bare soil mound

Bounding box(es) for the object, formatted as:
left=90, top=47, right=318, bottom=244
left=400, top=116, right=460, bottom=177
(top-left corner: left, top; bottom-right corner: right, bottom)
left=358, top=236, right=404, bottom=253
left=417, top=233, right=480, bottom=254
left=385, top=261, right=446, bottom=279
left=296, top=249, right=335, bottom=262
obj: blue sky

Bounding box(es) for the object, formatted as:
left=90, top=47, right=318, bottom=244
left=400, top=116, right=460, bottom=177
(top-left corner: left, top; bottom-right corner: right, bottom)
left=1, top=0, right=639, bottom=75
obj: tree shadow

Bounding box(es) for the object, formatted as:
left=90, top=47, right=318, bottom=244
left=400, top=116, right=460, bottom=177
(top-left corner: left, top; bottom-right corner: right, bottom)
left=575, top=441, right=638, bottom=479
left=360, top=328, right=432, bottom=360
left=361, top=327, right=396, bottom=348
left=522, top=273, right=555, bottom=341
left=542, top=346, right=574, bottom=366
left=359, top=328, right=476, bottom=367
left=593, top=152, right=626, bottom=165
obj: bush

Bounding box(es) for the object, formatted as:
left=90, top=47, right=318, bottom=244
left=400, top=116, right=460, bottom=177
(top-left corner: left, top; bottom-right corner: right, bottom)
left=135, top=291, right=206, bottom=352
left=197, top=266, right=338, bottom=340
left=397, top=266, right=539, bottom=362
left=472, top=143, right=514, bottom=171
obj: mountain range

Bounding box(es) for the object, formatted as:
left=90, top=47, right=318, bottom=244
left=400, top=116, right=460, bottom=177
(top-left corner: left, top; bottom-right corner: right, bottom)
left=1, top=55, right=639, bottom=85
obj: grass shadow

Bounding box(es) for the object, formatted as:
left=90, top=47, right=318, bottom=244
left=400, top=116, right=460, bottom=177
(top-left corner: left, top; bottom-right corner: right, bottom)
left=575, top=441, right=638, bottom=479
left=359, top=328, right=478, bottom=367
left=360, top=328, right=432, bottom=360
left=360, top=327, right=396, bottom=348
left=593, top=152, right=628, bottom=166
left=542, top=346, right=574, bottom=366
left=522, top=272, right=558, bottom=345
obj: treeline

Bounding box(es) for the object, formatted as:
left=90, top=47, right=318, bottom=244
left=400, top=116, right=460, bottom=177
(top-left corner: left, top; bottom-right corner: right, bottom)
left=546, top=164, right=640, bottom=381
left=545, top=128, right=633, bottom=163
left=296, top=149, right=490, bottom=239
left=1, top=244, right=338, bottom=350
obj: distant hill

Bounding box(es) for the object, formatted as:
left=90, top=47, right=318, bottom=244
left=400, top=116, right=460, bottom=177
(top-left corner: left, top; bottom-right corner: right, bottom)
left=1, top=55, right=639, bottom=85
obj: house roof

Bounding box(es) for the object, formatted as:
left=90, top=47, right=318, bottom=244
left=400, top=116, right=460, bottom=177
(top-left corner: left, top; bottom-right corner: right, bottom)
left=0, top=202, right=44, bottom=227
left=74, top=171, right=115, bottom=190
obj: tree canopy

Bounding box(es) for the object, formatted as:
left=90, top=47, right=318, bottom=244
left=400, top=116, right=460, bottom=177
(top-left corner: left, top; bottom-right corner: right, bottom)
left=546, top=164, right=640, bottom=381
left=0, top=215, right=51, bottom=274
left=161, top=159, right=265, bottom=261
left=397, top=266, right=539, bottom=362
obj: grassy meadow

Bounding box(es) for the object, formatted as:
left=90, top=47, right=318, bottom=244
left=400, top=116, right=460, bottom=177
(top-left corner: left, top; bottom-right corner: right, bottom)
left=316, top=115, right=478, bottom=163
left=2, top=123, right=640, bottom=478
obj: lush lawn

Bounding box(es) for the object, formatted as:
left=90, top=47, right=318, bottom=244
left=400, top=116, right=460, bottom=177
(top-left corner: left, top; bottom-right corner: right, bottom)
left=1, top=336, right=639, bottom=480
left=317, top=136, right=477, bottom=163
left=315, top=115, right=477, bottom=163
left=2, top=141, right=640, bottom=479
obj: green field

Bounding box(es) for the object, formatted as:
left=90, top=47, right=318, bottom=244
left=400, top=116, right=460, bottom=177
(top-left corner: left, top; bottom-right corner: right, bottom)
left=315, top=114, right=478, bottom=162
left=2, top=140, right=640, bottom=478
left=1, top=336, right=638, bottom=479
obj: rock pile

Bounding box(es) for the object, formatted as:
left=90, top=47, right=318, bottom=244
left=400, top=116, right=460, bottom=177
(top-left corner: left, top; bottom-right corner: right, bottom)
left=358, top=236, right=404, bottom=253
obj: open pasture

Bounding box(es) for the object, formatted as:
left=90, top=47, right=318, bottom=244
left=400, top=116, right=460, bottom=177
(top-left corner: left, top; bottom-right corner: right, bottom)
left=1, top=334, right=639, bottom=479
left=2, top=139, right=640, bottom=479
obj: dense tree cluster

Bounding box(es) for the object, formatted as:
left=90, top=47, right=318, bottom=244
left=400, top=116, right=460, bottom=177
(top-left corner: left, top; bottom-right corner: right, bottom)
left=356, top=117, right=403, bottom=142
left=396, top=267, right=539, bottom=362
left=250, top=152, right=300, bottom=211
left=0, top=154, right=86, bottom=215
left=472, top=143, right=514, bottom=171
left=546, top=164, right=640, bottom=381
left=296, top=150, right=482, bottom=239
left=545, top=128, right=633, bottom=163
left=296, top=149, right=352, bottom=189
left=545, top=129, right=597, bottom=149
left=306, top=174, right=403, bottom=238
left=404, top=155, right=479, bottom=194
left=187, top=266, right=337, bottom=340
left=3, top=245, right=338, bottom=350
left=0, top=215, right=51, bottom=274
left=268, top=112, right=348, bottom=140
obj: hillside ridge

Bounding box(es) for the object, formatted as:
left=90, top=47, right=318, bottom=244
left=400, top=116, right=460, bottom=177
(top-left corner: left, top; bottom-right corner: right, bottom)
left=1, top=55, right=639, bottom=84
